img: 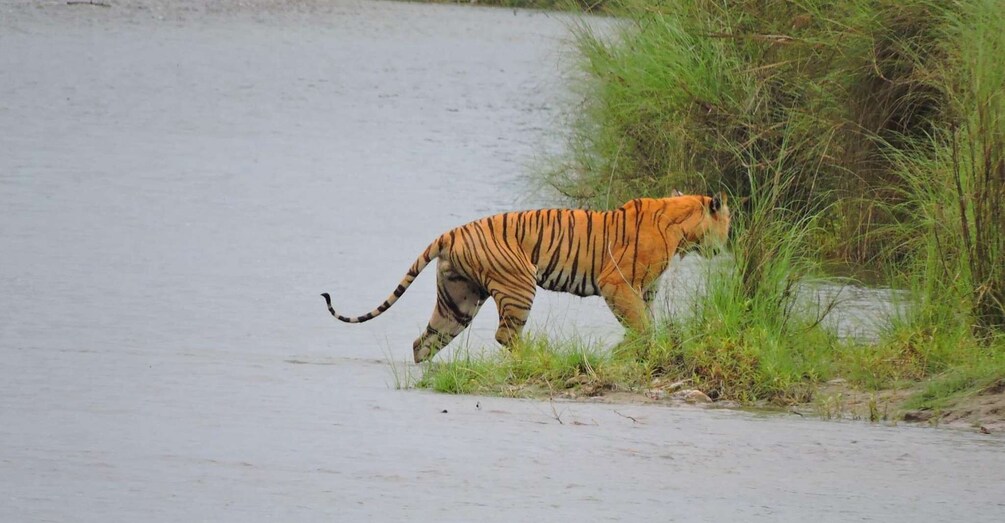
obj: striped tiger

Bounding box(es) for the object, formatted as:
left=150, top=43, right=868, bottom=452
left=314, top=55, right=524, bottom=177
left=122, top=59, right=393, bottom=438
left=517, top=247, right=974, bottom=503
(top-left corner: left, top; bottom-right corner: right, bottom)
left=321, top=192, right=731, bottom=363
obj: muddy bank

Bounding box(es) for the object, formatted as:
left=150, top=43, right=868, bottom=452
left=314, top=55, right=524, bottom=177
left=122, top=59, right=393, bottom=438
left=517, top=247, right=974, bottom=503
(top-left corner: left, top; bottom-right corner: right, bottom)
left=525, top=376, right=1005, bottom=433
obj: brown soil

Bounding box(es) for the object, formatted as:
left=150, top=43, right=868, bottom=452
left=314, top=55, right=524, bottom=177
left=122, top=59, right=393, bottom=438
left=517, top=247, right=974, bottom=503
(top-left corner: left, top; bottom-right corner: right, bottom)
left=549, top=377, right=1005, bottom=435
left=936, top=381, right=1005, bottom=433
left=802, top=378, right=1005, bottom=433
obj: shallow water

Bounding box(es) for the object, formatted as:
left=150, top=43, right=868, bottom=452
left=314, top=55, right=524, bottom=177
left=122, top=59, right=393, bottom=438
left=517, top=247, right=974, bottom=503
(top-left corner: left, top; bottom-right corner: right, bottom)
left=1, top=1, right=1003, bottom=521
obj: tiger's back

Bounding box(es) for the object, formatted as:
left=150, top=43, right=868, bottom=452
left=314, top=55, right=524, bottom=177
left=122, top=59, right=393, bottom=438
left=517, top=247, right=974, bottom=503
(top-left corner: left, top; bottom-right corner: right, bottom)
left=448, top=197, right=709, bottom=297
left=451, top=208, right=609, bottom=297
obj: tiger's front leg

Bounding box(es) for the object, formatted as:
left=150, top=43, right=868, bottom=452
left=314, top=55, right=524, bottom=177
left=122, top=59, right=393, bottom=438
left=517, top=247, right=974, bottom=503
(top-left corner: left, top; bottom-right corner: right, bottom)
left=599, top=281, right=650, bottom=334
left=412, top=260, right=487, bottom=363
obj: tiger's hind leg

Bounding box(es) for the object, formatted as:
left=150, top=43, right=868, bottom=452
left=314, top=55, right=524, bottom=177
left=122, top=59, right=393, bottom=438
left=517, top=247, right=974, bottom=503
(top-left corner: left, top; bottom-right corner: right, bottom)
left=412, top=260, right=488, bottom=363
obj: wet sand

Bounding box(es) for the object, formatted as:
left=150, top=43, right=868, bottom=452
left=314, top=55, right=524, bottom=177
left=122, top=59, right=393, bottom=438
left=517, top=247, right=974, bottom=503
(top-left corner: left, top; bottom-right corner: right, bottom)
left=2, top=1, right=1003, bottom=521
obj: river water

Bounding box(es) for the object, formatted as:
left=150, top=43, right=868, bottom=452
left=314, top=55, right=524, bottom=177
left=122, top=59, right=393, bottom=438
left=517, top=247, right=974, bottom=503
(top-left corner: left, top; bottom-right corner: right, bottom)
left=1, top=1, right=1003, bottom=521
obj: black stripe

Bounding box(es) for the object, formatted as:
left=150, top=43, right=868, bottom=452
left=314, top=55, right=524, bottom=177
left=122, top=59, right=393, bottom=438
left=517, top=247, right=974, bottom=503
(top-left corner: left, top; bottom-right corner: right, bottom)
left=530, top=222, right=545, bottom=265
left=565, top=211, right=576, bottom=253
left=566, top=246, right=580, bottom=291
left=631, top=205, right=644, bottom=283
left=516, top=212, right=527, bottom=243
left=601, top=212, right=609, bottom=264
left=542, top=240, right=564, bottom=283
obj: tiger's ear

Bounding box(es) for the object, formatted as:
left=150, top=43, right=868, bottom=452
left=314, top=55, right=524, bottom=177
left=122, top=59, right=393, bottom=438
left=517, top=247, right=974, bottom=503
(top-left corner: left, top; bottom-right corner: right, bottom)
left=671, top=188, right=684, bottom=197
left=710, top=192, right=726, bottom=213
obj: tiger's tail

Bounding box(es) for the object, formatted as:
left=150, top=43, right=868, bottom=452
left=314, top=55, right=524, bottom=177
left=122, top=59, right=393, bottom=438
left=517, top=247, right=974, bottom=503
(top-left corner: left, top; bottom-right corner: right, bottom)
left=321, top=237, right=443, bottom=324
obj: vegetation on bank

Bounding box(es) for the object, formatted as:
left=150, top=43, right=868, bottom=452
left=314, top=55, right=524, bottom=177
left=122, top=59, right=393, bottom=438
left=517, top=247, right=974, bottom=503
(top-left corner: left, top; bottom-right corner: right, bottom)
left=416, top=0, right=1005, bottom=422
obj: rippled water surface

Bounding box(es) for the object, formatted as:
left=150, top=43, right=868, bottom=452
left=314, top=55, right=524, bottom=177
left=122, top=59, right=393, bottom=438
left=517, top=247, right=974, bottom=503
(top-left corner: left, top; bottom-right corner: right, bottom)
left=1, top=1, right=1003, bottom=521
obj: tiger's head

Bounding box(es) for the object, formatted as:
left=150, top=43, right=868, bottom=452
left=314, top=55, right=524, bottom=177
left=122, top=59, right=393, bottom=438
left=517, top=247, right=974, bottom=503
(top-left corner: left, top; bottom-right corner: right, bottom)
left=672, top=192, right=731, bottom=258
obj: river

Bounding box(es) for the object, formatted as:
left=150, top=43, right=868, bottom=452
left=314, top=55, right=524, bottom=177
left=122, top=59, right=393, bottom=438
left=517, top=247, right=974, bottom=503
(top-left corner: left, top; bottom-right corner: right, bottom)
left=1, top=1, right=1002, bottom=521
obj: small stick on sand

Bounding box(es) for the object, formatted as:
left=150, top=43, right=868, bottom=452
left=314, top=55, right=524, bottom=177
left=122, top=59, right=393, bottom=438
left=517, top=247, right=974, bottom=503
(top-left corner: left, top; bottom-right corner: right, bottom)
left=67, top=1, right=111, bottom=7
left=614, top=410, right=641, bottom=424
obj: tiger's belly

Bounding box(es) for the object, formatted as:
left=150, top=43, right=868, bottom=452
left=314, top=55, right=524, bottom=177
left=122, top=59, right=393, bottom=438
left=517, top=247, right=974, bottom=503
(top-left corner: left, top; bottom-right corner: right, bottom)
left=535, top=268, right=598, bottom=297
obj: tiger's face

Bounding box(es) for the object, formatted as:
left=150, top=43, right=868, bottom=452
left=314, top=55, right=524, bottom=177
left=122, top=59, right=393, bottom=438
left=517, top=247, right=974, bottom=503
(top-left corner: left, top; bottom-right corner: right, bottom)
left=674, top=192, right=730, bottom=257
left=703, top=192, right=731, bottom=250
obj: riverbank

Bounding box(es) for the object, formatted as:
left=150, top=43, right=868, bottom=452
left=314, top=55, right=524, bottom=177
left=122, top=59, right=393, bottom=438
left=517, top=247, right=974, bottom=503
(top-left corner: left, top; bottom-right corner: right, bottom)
left=413, top=336, right=1005, bottom=433
left=407, top=0, right=1005, bottom=427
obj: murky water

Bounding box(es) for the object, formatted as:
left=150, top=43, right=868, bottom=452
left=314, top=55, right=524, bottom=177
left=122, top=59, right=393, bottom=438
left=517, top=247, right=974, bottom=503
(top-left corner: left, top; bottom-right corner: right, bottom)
left=2, top=1, right=1002, bottom=521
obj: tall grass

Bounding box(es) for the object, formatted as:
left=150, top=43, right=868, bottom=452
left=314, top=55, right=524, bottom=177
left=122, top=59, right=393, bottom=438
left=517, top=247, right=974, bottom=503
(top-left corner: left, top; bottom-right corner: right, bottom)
left=417, top=0, right=1004, bottom=412
left=639, top=130, right=842, bottom=401
left=879, top=0, right=1005, bottom=338
left=554, top=0, right=946, bottom=263
left=941, top=0, right=1005, bottom=336
left=561, top=0, right=1003, bottom=337
left=556, top=0, right=1005, bottom=364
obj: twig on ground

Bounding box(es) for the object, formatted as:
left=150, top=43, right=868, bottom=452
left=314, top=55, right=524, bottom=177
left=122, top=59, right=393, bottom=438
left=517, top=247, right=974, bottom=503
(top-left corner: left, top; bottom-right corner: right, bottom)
left=549, top=399, right=564, bottom=425
left=67, top=1, right=111, bottom=7
left=614, top=410, right=642, bottom=424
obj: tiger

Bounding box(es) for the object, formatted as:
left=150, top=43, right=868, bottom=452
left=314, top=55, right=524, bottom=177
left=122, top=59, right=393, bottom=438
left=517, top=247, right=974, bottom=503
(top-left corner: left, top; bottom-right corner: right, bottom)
left=321, top=192, right=731, bottom=363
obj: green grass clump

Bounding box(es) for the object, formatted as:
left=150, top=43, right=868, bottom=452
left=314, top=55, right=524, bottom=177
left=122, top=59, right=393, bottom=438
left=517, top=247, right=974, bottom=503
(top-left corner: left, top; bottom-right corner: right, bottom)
left=417, top=336, right=636, bottom=396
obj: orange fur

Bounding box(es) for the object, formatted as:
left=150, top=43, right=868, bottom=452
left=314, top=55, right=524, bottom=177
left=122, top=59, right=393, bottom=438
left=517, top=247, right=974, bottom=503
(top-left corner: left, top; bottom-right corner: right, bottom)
left=322, top=194, right=731, bottom=362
